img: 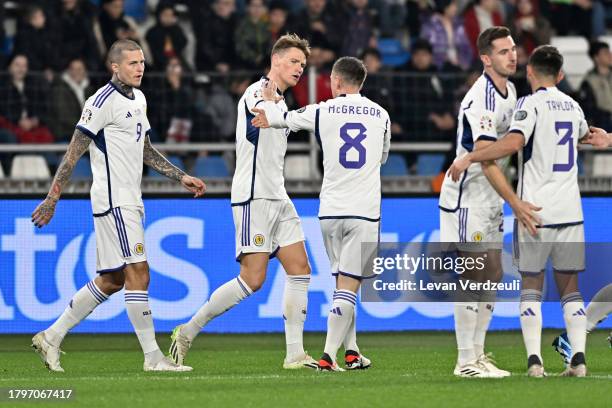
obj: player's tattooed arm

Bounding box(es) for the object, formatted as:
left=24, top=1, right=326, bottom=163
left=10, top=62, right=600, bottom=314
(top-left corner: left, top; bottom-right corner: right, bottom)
left=31, top=128, right=92, bottom=227
left=143, top=135, right=186, bottom=182
left=143, top=135, right=207, bottom=197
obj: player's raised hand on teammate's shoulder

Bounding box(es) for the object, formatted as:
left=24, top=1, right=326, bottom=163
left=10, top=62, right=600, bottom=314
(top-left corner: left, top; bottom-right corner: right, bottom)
left=251, top=108, right=270, bottom=128
left=511, top=199, right=542, bottom=236
left=180, top=175, right=206, bottom=198
left=261, top=80, right=283, bottom=102
left=447, top=154, right=471, bottom=182
left=31, top=196, right=58, bottom=228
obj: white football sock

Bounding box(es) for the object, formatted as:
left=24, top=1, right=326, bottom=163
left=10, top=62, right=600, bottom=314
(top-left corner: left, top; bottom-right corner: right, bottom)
left=182, top=276, right=252, bottom=341
left=586, top=283, right=612, bottom=332
left=283, top=274, right=310, bottom=361
left=46, top=280, right=109, bottom=347
left=323, top=290, right=356, bottom=363
left=454, top=286, right=479, bottom=365
left=125, top=290, right=163, bottom=364
left=562, top=292, right=587, bottom=358
left=473, top=289, right=496, bottom=357
left=343, top=311, right=359, bottom=354
left=519, top=289, right=543, bottom=361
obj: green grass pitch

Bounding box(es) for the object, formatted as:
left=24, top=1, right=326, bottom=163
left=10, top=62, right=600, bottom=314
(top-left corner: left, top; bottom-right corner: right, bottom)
left=0, top=330, right=610, bottom=407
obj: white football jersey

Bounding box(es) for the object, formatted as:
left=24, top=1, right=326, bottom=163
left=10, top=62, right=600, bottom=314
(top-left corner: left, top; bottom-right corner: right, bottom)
left=439, top=73, right=517, bottom=211
left=262, top=93, right=391, bottom=220
left=231, top=78, right=290, bottom=205
left=509, top=86, right=588, bottom=226
left=76, top=82, right=150, bottom=215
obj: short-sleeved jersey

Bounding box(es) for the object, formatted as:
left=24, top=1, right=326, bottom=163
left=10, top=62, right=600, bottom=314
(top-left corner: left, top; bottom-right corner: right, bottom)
left=76, top=82, right=151, bottom=215
left=439, top=73, right=517, bottom=211
left=231, top=78, right=290, bottom=205
left=509, top=87, right=588, bottom=226
left=262, top=93, right=391, bottom=220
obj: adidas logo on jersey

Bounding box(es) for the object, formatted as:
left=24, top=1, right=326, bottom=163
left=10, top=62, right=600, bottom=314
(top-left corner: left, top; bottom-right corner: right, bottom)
left=521, top=308, right=536, bottom=317
left=126, top=111, right=132, bottom=118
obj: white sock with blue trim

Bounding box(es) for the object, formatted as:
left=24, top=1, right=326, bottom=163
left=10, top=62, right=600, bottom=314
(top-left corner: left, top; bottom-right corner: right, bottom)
left=343, top=311, right=359, bottom=354
left=454, top=286, right=480, bottom=366
left=46, top=280, right=108, bottom=347
left=284, top=274, right=310, bottom=361
left=473, top=290, right=496, bottom=357
left=520, top=289, right=542, bottom=361
left=562, top=292, right=587, bottom=359
left=125, top=290, right=163, bottom=364
left=323, top=290, right=357, bottom=363
left=182, top=276, right=253, bottom=341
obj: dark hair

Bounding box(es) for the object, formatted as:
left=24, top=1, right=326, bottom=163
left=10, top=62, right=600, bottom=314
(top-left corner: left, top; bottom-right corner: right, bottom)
left=412, top=39, right=433, bottom=54
left=332, top=56, right=367, bottom=87
left=360, top=47, right=381, bottom=61
left=271, top=33, right=311, bottom=58
left=434, top=0, right=453, bottom=14
left=108, top=39, right=142, bottom=63
left=528, top=45, right=563, bottom=78
left=268, top=0, right=289, bottom=11
left=477, top=26, right=512, bottom=55
left=589, top=41, right=609, bottom=60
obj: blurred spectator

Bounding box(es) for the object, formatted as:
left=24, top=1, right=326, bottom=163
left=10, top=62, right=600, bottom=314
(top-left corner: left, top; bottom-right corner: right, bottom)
left=13, top=5, right=59, bottom=72
left=547, top=0, right=604, bottom=38
left=235, top=0, right=271, bottom=69
left=52, top=0, right=101, bottom=71
left=268, top=1, right=290, bottom=42
left=193, top=0, right=238, bottom=72
left=463, top=0, right=503, bottom=59
left=48, top=59, right=94, bottom=143
left=147, top=57, right=195, bottom=143
left=395, top=40, right=456, bottom=143
left=96, top=0, right=149, bottom=58
left=360, top=47, right=402, bottom=135
left=507, top=0, right=551, bottom=54
left=375, top=0, right=406, bottom=37
left=420, top=0, right=473, bottom=71
left=579, top=41, right=612, bottom=130
left=145, top=1, right=188, bottom=71
left=287, top=0, right=341, bottom=69
left=405, top=0, right=431, bottom=38
left=0, top=55, right=53, bottom=144
left=361, top=48, right=392, bottom=107
left=205, top=76, right=251, bottom=142
left=341, top=0, right=376, bottom=58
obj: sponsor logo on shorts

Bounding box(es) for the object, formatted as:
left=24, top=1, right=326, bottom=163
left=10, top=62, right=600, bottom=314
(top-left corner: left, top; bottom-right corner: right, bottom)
left=134, top=243, right=145, bottom=255
left=253, top=234, right=265, bottom=246
left=471, top=231, right=484, bottom=242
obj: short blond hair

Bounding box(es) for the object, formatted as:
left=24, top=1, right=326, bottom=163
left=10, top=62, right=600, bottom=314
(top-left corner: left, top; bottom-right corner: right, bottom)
left=271, top=34, right=311, bottom=59
left=108, top=39, right=142, bottom=64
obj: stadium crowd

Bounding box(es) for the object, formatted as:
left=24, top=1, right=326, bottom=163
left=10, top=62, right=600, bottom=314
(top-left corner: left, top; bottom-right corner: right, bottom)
left=0, top=0, right=612, bottom=175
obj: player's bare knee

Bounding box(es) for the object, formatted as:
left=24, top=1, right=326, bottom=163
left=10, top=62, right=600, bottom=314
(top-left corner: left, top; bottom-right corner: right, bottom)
left=239, top=266, right=266, bottom=292
left=124, top=262, right=150, bottom=290
left=95, top=272, right=124, bottom=294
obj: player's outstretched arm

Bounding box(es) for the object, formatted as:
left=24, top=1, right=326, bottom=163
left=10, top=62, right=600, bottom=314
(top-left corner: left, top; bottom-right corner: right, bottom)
left=581, top=126, right=612, bottom=148
left=447, top=132, right=524, bottom=181
left=31, top=128, right=92, bottom=227
left=142, top=135, right=206, bottom=197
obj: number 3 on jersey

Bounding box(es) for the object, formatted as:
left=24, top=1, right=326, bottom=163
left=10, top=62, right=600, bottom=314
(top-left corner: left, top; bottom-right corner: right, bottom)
left=553, top=121, right=573, bottom=172
left=339, top=122, right=366, bottom=169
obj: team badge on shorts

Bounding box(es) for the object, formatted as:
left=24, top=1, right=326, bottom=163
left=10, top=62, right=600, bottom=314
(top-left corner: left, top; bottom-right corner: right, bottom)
left=471, top=231, right=484, bottom=242
left=134, top=243, right=145, bottom=255
left=253, top=234, right=265, bottom=246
